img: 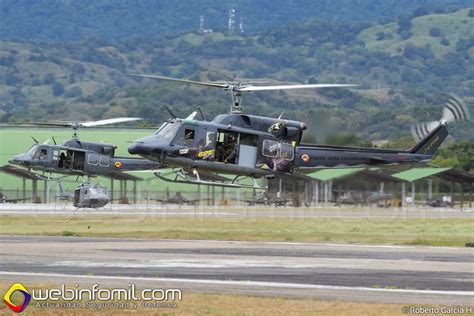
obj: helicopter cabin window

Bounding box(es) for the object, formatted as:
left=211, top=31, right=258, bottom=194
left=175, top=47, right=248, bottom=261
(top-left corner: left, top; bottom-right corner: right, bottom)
left=175, top=126, right=196, bottom=146
left=262, top=140, right=278, bottom=158
left=53, top=150, right=59, bottom=162
left=262, top=140, right=295, bottom=161
left=87, top=154, right=98, bottom=165
left=280, top=143, right=294, bottom=161
left=99, top=156, right=109, bottom=167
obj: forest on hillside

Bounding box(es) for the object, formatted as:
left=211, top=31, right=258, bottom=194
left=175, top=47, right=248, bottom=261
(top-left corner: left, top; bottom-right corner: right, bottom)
left=1, top=0, right=471, bottom=41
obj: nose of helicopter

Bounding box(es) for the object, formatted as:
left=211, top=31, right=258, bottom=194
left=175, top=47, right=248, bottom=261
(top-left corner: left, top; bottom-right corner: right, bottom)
left=128, top=142, right=146, bottom=155
left=128, top=137, right=156, bottom=156
left=8, top=153, right=30, bottom=166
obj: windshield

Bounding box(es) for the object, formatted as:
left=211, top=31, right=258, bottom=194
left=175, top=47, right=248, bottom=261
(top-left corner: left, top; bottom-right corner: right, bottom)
left=154, top=122, right=181, bottom=142
left=26, top=144, right=39, bottom=156
left=88, top=187, right=107, bottom=196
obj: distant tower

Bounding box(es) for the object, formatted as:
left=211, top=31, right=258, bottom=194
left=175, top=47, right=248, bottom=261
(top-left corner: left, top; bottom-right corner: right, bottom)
left=199, top=15, right=204, bottom=33
left=239, top=17, right=244, bottom=34
left=228, top=9, right=235, bottom=34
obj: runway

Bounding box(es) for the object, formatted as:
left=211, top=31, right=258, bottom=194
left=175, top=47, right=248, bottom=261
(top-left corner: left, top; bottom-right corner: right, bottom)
left=1, top=203, right=473, bottom=219
left=0, top=236, right=472, bottom=304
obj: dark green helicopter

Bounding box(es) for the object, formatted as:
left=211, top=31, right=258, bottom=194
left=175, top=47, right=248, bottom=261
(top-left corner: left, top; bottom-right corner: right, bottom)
left=127, top=75, right=470, bottom=188
left=9, top=117, right=160, bottom=179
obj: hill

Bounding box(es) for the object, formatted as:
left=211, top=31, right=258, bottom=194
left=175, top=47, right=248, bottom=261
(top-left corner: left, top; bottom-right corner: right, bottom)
left=1, top=0, right=471, bottom=42
left=0, top=7, right=473, bottom=143
left=359, top=8, right=474, bottom=57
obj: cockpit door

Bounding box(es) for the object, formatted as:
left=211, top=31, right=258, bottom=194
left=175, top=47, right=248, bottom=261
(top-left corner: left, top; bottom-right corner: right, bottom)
left=173, top=125, right=197, bottom=147
left=198, top=127, right=217, bottom=160
left=33, top=146, right=50, bottom=166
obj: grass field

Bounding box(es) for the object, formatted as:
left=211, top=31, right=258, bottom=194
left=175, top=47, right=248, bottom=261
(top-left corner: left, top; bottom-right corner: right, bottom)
left=1, top=215, right=472, bottom=246
left=0, top=282, right=408, bottom=316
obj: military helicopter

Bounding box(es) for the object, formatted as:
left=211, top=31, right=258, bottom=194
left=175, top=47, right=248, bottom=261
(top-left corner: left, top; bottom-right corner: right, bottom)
left=73, top=183, right=110, bottom=208
left=127, top=74, right=470, bottom=188
left=9, top=117, right=160, bottom=179
left=56, top=181, right=110, bottom=208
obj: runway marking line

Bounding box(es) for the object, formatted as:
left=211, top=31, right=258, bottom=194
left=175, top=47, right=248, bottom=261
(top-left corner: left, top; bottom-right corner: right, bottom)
left=1, top=271, right=473, bottom=297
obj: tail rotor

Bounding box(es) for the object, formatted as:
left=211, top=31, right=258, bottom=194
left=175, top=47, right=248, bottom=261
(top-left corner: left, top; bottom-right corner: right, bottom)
left=411, top=95, right=470, bottom=142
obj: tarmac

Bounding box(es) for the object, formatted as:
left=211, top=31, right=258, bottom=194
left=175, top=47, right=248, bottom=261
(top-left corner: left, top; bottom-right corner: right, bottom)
left=0, top=203, right=473, bottom=219
left=1, top=235, right=473, bottom=304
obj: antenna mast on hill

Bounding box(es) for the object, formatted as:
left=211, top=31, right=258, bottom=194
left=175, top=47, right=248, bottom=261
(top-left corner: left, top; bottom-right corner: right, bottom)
left=199, top=16, right=204, bottom=33
left=228, top=9, right=235, bottom=34
left=199, top=14, right=213, bottom=33
left=239, top=17, right=244, bottom=34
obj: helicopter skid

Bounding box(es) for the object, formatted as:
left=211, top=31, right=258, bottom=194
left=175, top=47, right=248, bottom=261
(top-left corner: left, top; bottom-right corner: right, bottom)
left=153, top=171, right=267, bottom=190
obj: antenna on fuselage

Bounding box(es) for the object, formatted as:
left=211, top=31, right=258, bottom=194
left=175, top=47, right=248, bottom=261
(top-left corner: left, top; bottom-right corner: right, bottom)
left=164, top=106, right=178, bottom=119
left=198, top=107, right=205, bottom=121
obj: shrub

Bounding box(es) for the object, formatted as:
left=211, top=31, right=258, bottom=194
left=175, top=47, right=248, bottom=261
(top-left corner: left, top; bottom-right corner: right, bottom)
left=52, top=83, right=65, bottom=96
left=64, top=86, right=82, bottom=98
left=429, top=27, right=441, bottom=37
left=43, top=73, right=56, bottom=85
left=376, top=32, right=385, bottom=41
left=440, top=38, right=450, bottom=46
left=71, top=62, right=86, bottom=74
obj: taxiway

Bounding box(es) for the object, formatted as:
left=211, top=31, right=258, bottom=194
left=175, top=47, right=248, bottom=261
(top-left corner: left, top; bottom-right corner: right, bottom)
left=0, top=235, right=472, bottom=304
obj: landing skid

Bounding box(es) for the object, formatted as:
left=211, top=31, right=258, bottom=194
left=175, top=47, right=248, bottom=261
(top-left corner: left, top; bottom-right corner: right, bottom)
left=153, top=170, right=267, bottom=190
left=32, top=171, right=90, bottom=183
left=30, top=171, right=71, bottom=181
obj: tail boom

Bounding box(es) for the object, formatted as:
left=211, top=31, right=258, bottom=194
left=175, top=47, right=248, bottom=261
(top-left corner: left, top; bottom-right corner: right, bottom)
left=294, top=124, right=448, bottom=170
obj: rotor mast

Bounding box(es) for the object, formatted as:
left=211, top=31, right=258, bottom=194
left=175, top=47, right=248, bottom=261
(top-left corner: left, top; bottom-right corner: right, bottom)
left=231, top=89, right=243, bottom=113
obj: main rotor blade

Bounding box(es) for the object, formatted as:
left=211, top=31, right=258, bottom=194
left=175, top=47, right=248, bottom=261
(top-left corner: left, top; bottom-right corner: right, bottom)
left=128, top=74, right=229, bottom=89
left=25, top=122, right=72, bottom=127
left=80, top=117, right=142, bottom=127
left=238, top=84, right=358, bottom=92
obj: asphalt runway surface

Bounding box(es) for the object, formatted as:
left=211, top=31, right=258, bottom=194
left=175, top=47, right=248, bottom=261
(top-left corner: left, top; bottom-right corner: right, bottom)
left=0, top=236, right=473, bottom=304
left=1, top=203, right=473, bottom=219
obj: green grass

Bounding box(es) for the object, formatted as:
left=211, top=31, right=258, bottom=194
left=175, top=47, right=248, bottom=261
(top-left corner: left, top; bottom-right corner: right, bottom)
left=1, top=215, right=472, bottom=247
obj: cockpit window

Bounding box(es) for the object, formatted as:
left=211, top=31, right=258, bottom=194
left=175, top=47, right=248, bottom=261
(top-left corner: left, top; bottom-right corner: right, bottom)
left=154, top=122, right=181, bottom=142
left=34, top=147, right=48, bottom=159
left=26, top=144, right=39, bottom=156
